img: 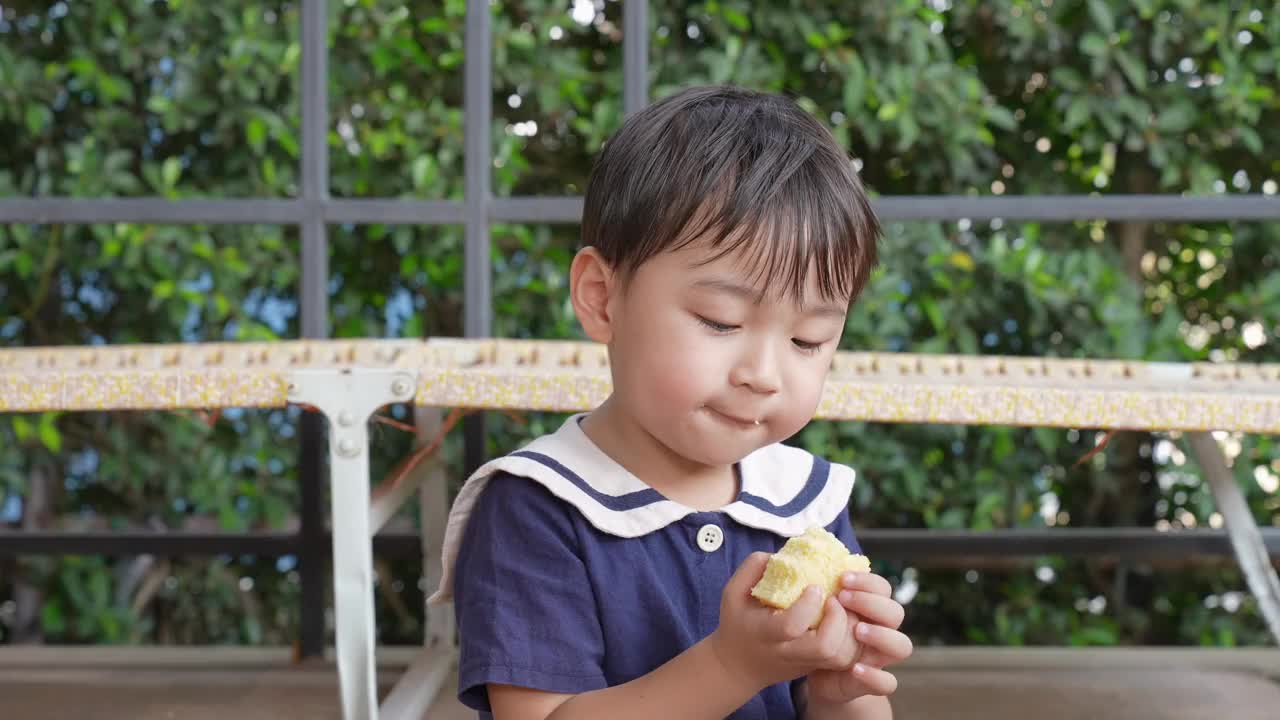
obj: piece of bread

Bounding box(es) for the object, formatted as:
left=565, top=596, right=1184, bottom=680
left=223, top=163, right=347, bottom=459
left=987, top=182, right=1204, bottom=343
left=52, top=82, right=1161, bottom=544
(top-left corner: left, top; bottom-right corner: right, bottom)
left=750, top=526, right=871, bottom=628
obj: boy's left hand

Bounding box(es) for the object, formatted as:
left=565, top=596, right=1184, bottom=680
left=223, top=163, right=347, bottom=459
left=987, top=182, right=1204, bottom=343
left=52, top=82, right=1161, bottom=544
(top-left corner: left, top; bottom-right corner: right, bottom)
left=804, top=572, right=913, bottom=707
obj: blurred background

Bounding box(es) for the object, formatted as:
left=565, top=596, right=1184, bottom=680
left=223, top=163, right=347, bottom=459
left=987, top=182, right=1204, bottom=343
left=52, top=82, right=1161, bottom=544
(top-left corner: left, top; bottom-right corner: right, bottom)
left=1, top=0, right=1278, bottom=657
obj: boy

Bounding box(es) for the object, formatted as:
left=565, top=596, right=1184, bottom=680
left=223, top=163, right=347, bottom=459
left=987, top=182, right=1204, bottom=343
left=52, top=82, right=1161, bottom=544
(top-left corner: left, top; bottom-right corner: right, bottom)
left=430, top=85, right=913, bottom=719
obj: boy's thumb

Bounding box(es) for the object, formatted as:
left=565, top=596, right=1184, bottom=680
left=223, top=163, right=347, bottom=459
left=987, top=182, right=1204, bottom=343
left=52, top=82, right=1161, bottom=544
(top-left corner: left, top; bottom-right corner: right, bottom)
left=727, top=552, right=771, bottom=594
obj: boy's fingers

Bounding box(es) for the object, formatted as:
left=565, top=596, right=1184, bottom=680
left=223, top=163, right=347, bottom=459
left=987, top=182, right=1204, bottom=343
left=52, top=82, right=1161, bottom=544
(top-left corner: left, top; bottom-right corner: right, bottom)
left=854, top=623, right=914, bottom=664
left=773, top=585, right=824, bottom=640
left=852, top=646, right=887, bottom=670
left=838, top=590, right=905, bottom=630
left=851, top=664, right=899, bottom=696
left=728, top=552, right=772, bottom=596
left=840, top=571, right=893, bottom=597
left=811, top=597, right=852, bottom=667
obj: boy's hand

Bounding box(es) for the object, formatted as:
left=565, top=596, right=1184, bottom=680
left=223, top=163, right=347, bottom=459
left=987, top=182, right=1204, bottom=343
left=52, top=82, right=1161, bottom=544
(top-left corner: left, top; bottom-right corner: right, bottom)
left=805, top=572, right=913, bottom=708
left=708, top=553, right=861, bottom=694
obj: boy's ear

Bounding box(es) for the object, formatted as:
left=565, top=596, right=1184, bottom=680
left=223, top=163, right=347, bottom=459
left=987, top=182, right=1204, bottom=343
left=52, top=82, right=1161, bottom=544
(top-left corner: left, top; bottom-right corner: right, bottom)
left=569, top=247, right=617, bottom=344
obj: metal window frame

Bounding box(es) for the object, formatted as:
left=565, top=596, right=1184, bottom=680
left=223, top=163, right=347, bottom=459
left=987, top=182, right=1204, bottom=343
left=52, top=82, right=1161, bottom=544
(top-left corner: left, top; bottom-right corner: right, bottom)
left=2, top=527, right=1278, bottom=560
left=2, top=0, right=1279, bottom=662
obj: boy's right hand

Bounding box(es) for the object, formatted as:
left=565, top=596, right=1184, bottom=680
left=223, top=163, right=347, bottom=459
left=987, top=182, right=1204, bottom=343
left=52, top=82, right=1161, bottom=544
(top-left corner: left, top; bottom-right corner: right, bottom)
left=707, top=552, right=860, bottom=694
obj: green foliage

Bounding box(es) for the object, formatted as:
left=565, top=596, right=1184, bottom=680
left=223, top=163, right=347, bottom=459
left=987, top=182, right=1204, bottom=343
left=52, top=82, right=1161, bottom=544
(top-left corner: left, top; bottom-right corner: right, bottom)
left=2, top=0, right=1279, bottom=648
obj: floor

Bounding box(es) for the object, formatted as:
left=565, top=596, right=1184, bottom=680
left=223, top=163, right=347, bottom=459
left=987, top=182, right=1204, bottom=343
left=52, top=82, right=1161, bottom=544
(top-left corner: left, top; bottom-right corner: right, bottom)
left=2, top=646, right=1278, bottom=719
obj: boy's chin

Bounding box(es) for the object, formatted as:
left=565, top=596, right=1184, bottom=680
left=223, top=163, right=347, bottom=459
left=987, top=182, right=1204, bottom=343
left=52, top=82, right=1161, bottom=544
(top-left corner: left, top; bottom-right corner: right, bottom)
left=667, top=436, right=769, bottom=469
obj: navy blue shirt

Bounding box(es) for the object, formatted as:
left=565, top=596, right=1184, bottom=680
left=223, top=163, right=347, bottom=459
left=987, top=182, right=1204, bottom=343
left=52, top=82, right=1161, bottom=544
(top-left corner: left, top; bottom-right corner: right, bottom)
left=430, top=414, right=862, bottom=719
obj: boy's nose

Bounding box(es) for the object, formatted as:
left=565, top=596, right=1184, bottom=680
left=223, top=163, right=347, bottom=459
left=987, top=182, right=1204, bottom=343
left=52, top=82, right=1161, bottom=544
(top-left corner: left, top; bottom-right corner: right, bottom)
left=729, top=345, right=781, bottom=395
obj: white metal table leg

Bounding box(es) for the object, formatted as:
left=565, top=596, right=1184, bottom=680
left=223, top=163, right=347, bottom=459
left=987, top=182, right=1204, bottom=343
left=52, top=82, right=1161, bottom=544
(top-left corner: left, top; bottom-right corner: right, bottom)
left=1188, top=432, right=1280, bottom=646
left=288, top=368, right=418, bottom=720
left=375, top=406, right=459, bottom=720
left=415, top=405, right=457, bottom=653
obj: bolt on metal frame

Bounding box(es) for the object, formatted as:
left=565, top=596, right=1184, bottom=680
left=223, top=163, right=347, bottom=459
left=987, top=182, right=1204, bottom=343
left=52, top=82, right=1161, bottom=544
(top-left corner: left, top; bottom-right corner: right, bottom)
left=3, top=0, right=1280, bottom=717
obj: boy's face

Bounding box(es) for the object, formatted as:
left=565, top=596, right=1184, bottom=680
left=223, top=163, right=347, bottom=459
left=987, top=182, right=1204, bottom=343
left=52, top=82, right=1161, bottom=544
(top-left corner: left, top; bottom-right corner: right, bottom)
left=602, top=237, right=849, bottom=468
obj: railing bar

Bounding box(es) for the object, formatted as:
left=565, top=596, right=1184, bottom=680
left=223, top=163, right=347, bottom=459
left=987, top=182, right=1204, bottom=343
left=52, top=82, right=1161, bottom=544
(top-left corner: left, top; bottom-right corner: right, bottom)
left=3, top=528, right=1277, bottom=559
left=623, top=0, right=648, bottom=116
left=298, top=0, right=330, bottom=661
left=4, top=195, right=1278, bottom=225
left=0, top=199, right=305, bottom=224
left=463, top=0, right=494, bottom=478
left=325, top=198, right=467, bottom=224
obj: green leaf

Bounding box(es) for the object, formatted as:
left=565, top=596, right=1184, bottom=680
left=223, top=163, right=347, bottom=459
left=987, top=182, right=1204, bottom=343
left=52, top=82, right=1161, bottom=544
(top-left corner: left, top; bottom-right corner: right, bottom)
left=1132, top=0, right=1158, bottom=18
left=1087, top=0, right=1115, bottom=34
left=13, top=416, right=33, bottom=443
left=42, top=603, right=66, bottom=635
left=152, top=279, right=176, bottom=301
left=508, top=29, right=535, bottom=50
left=843, top=55, right=867, bottom=110
left=1115, top=96, right=1151, bottom=125
left=876, top=102, right=900, bottom=122
left=412, top=155, right=434, bottom=190
left=903, top=466, right=926, bottom=501
left=1155, top=103, right=1195, bottom=133
left=898, top=113, right=920, bottom=149
left=972, top=492, right=1005, bottom=529
left=1064, top=100, right=1091, bottom=131
left=723, top=8, right=751, bottom=32
left=922, top=298, right=944, bottom=331
left=97, top=74, right=134, bottom=103
left=1051, top=67, right=1086, bottom=91
left=439, top=50, right=462, bottom=69
left=25, top=105, right=52, bottom=135
left=38, top=414, right=62, bottom=453
left=949, top=251, right=976, bottom=271
left=1096, top=106, right=1123, bottom=139
left=281, top=42, right=301, bottom=71
left=985, top=104, right=1017, bottom=131
left=402, top=312, right=424, bottom=339
left=162, top=157, right=182, bottom=188
left=1238, top=127, right=1263, bottom=154
left=146, top=94, right=171, bottom=114
left=937, top=507, right=968, bottom=529
left=246, top=116, right=267, bottom=153
left=1032, top=427, right=1060, bottom=454
left=1071, top=625, right=1117, bottom=646
left=1080, top=32, right=1109, bottom=58
left=1114, top=50, right=1147, bottom=90
left=89, top=568, right=110, bottom=605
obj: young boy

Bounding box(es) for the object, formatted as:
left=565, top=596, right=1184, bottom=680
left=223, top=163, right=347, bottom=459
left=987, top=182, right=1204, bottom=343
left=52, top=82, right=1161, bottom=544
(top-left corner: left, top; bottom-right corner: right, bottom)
left=429, top=85, right=913, bottom=719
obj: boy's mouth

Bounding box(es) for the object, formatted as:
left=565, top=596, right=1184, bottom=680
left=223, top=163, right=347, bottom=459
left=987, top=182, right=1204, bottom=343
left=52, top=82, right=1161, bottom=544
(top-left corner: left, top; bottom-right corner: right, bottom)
left=706, top=406, right=764, bottom=429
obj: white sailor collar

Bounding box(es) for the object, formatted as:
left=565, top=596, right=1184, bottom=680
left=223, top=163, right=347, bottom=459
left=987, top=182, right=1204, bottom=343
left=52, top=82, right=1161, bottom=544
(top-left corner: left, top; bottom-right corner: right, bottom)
left=429, top=413, right=855, bottom=604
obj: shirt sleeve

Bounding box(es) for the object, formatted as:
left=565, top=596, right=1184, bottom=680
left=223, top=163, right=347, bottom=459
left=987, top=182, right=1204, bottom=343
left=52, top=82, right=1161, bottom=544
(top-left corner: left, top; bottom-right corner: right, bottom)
left=452, top=471, right=608, bottom=711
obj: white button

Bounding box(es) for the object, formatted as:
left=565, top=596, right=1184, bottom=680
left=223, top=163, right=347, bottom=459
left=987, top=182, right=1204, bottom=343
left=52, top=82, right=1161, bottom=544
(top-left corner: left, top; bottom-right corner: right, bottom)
left=696, top=524, right=724, bottom=552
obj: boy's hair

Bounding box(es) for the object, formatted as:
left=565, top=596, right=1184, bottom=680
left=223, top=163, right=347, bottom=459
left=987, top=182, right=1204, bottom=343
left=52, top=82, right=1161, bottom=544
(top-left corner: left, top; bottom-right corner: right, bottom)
left=580, top=85, right=880, bottom=304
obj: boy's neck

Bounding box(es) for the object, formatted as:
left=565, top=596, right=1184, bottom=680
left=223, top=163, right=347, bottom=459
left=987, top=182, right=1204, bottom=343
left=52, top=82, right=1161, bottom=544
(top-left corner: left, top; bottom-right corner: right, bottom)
left=579, top=398, right=740, bottom=512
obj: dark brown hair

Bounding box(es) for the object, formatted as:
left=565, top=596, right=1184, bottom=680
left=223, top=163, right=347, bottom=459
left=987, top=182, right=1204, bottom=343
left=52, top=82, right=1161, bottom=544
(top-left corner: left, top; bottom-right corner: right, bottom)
left=580, top=85, right=880, bottom=304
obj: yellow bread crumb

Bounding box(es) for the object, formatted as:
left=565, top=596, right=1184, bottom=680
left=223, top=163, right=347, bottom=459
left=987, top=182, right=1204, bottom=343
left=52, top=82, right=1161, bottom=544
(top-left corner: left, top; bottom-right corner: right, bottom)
left=750, top=527, right=870, bottom=628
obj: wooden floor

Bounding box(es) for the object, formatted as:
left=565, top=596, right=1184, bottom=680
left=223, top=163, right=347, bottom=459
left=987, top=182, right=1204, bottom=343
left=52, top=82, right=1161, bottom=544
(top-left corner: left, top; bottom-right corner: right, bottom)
left=2, top=646, right=1278, bottom=719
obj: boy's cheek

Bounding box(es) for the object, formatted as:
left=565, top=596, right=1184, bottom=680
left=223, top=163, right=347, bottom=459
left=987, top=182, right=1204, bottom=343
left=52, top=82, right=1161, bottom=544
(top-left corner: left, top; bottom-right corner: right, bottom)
left=625, top=333, right=718, bottom=409
left=773, top=374, right=827, bottom=431
left=652, top=348, right=720, bottom=405
left=771, top=406, right=817, bottom=442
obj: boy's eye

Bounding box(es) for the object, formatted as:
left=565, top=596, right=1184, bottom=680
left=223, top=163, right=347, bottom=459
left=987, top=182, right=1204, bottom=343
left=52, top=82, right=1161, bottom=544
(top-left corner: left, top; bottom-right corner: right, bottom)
left=696, top=315, right=737, bottom=333
left=792, top=338, right=824, bottom=352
